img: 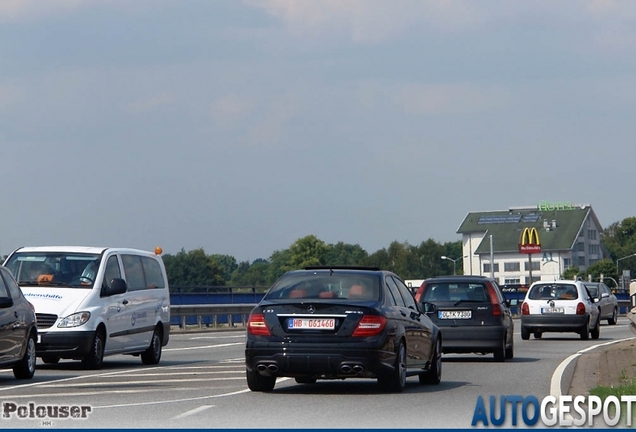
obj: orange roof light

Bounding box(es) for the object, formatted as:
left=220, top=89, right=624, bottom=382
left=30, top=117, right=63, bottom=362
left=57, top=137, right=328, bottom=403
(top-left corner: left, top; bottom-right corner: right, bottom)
left=154, top=246, right=163, bottom=255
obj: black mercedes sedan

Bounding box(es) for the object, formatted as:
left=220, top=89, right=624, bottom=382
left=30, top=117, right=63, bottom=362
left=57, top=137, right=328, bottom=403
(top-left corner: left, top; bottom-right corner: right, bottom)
left=245, top=266, right=442, bottom=392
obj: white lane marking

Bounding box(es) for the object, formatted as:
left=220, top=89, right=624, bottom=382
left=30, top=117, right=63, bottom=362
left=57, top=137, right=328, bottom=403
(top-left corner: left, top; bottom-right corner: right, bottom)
left=550, top=337, right=636, bottom=397
left=163, top=342, right=243, bottom=351
left=188, top=335, right=244, bottom=340
left=40, top=377, right=246, bottom=388
left=0, top=368, right=139, bottom=393
left=93, top=378, right=291, bottom=409
left=171, top=405, right=215, bottom=420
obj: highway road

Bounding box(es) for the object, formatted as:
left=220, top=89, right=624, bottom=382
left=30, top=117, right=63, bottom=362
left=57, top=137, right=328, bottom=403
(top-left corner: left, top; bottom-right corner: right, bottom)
left=0, top=318, right=633, bottom=429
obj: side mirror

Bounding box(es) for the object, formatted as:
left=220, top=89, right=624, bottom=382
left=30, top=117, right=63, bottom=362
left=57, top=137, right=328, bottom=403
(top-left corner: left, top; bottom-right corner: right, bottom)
left=0, top=297, right=14, bottom=308
left=104, top=278, right=127, bottom=297
left=421, top=302, right=437, bottom=314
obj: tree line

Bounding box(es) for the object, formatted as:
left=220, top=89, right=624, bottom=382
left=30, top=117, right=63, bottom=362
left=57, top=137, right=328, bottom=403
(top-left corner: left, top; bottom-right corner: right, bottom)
left=162, top=216, right=636, bottom=290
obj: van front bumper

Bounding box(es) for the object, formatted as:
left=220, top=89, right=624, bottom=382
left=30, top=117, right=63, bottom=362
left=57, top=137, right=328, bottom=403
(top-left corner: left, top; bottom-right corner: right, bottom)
left=36, top=331, right=96, bottom=359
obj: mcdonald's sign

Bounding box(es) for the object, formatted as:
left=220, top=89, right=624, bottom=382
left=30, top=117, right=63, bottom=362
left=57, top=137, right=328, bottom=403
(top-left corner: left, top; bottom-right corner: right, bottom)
left=519, top=227, right=541, bottom=254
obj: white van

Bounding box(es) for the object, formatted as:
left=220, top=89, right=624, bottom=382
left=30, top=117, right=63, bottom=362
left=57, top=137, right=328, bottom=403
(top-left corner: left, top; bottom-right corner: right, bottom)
left=2, top=246, right=170, bottom=369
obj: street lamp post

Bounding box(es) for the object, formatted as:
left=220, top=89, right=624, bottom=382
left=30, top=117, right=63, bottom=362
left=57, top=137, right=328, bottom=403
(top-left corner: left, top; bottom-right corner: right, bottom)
left=616, top=253, right=636, bottom=272
left=441, top=255, right=462, bottom=275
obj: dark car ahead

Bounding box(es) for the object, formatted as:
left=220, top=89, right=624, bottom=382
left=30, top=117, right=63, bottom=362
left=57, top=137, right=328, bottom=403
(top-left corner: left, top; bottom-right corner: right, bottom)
left=0, top=266, right=37, bottom=380
left=245, top=266, right=442, bottom=393
left=414, top=275, right=514, bottom=362
left=583, top=282, right=618, bottom=325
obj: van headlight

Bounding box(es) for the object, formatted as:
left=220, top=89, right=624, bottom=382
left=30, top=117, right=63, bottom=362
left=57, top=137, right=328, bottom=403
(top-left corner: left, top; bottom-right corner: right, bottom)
left=58, top=312, right=91, bottom=328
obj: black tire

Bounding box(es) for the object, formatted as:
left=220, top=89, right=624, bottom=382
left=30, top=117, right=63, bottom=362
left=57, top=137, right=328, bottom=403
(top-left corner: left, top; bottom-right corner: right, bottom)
left=534, top=332, right=542, bottom=339
left=521, top=326, right=530, bottom=340
left=608, top=308, right=618, bottom=326
left=493, top=335, right=506, bottom=362
left=82, top=329, right=105, bottom=369
left=591, top=318, right=601, bottom=340
left=13, top=333, right=36, bottom=379
left=419, top=338, right=442, bottom=385
left=141, top=327, right=163, bottom=365
left=294, top=377, right=317, bottom=384
left=246, top=369, right=276, bottom=392
left=580, top=319, right=590, bottom=340
left=41, top=355, right=60, bottom=364
left=505, top=335, right=514, bottom=360
left=378, top=342, right=406, bottom=393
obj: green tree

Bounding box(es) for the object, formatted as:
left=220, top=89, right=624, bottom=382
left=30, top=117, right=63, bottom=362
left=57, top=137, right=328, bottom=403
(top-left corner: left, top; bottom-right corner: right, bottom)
left=562, top=266, right=581, bottom=281
left=288, top=235, right=329, bottom=268
left=324, top=242, right=368, bottom=266
left=162, top=248, right=225, bottom=287
left=210, top=254, right=238, bottom=282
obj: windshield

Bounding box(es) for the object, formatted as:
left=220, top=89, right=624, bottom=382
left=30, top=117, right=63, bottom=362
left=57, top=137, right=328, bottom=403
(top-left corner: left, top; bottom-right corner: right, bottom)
left=4, top=252, right=102, bottom=288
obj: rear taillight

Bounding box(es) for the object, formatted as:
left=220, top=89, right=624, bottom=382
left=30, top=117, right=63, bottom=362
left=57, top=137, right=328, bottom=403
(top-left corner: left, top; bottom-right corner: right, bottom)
left=486, top=284, right=502, bottom=316
left=415, top=283, right=427, bottom=303
left=576, top=302, right=586, bottom=315
left=247, top=313, right=271, bottom=336
left=521, top=302, right=529, bottom=315
left=352, top=315, right=387, bottom=337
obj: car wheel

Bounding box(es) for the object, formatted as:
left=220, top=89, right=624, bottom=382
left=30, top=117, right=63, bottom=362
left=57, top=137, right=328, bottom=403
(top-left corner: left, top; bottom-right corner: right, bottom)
left=82, top=328, right=105, bottom=369
left=580, top=319, right=590, bottom=340
left=295, top=377, right=317, bottom=384
left=534, top=332, right=542, bottom=339
left=141, top=327, right=163, bottom=365
left=494, top=334, right=506, bottom=362
left=591, top=318, right=601, bottom=340
left=13, top=332, right=36, bottom=380
left=378, top=341, right=406, bottom=392
left=41, top=355, right=60, bottom=364
left=608, top=308, right=618, bottom=326
left=521, top=326, right=530, bottom=341
left=246, top=369, right=276, bottom=392
left=420, top=338, right=442, bottom=385
left=505, top=335, right=514, bottom=360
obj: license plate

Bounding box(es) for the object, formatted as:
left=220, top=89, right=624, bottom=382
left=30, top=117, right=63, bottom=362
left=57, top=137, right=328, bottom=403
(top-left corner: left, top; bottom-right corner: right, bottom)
left=439, top=310, right=472, bottom=319
left=541, top=307, right=564, bottom=314
left=288, top=318, right=336, bottom=330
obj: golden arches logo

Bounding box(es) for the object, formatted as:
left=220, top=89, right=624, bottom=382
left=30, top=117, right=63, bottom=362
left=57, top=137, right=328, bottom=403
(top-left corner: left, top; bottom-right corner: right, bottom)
left=519, top=227, right=541, bottom=253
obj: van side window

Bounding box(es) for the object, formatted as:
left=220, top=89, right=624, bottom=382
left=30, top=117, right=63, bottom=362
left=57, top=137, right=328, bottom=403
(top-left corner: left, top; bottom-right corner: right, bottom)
left=121, top=254, right=145, bottom=291
left=141, top=256, right=165, bottom=289
left=1, top=268, right=23, bottom=300
left=103, top=256, right=122, bottom=289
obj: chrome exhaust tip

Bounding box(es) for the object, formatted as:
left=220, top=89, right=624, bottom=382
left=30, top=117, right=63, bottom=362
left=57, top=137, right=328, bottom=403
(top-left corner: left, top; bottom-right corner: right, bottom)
left=352, top=365, right=364, bottom=373
left=267, top=364, right=279, bottom=372
left=340, top=364, right=352, bottom=373
left=256, top=364, right=268, bottom=372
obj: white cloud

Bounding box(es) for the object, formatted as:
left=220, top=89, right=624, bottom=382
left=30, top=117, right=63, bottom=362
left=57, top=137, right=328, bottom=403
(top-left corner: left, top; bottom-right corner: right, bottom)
left=392, top=83, right=511, bottom=115
left=210, top=94, right=255, bottom=126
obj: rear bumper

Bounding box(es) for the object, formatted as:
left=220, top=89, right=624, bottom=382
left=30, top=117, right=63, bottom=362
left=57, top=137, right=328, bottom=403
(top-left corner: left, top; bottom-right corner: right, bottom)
left=245, top=340, right=395, bottom=378
left=521, top=314, right=588, bottom=332
left=36, top=330, right=96, bottom=359
left=437, top=326, right=505, bottom=353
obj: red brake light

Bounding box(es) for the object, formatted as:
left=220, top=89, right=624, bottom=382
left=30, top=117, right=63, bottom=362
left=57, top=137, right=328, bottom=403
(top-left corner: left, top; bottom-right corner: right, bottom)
left=415, top=283, right=427, bottom=303
left=486, top=284, right=502, bottom=316
left=247, top=313, right=271, bottom=336
left=576, top=302, right=586, bottom=315
left=521, top=302, right=529, bottom=315
left=352, top=315, right=387, bottom=337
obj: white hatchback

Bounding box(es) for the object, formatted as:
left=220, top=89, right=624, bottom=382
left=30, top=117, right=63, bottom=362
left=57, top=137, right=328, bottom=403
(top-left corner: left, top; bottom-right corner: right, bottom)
left=520, top=280, right=600, bottom=340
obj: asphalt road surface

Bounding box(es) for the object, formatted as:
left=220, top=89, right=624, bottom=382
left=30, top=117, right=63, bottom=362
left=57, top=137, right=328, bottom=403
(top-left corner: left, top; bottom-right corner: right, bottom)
left=0, top=318, right=633, bottom=429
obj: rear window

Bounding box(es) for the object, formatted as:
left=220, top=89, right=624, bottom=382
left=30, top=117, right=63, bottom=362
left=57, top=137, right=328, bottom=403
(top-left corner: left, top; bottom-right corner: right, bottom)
left=528, top=283, right=579, bottom=300
left=421, top=282, right=489, bottom=302
left=265, top=273, right=380, bottom=301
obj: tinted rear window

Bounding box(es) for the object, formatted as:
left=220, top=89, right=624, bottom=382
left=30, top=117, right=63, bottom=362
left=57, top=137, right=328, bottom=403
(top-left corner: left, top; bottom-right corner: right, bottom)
left=265, top=273, right=380, bottom=301
left=422, top=282, right=489, bottom=302
left=528, top=283, right=579, bottom=300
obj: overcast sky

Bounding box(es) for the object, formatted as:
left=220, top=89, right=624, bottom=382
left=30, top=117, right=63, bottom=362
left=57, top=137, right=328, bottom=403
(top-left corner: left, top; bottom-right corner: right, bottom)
left=1, top=1, right=635, bottom=262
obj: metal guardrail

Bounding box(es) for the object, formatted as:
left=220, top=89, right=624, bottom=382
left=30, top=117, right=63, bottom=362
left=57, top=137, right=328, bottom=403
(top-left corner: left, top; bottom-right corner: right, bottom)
left=171, top=304, right=256, bottom=329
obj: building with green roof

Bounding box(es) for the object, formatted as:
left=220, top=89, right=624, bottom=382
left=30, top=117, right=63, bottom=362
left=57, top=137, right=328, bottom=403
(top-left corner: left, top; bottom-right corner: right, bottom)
left=457, top=202, right=608, bottom=285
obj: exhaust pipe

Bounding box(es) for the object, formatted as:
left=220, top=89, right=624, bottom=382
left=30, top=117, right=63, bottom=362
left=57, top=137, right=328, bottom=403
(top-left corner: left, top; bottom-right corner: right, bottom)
left=352, top=365, right=364, bottom=373
left=267, top=364, right=279, bottom=372
left=340, top=364, right=352, bottom=373
left=256, top=364, right=268, bottom=372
